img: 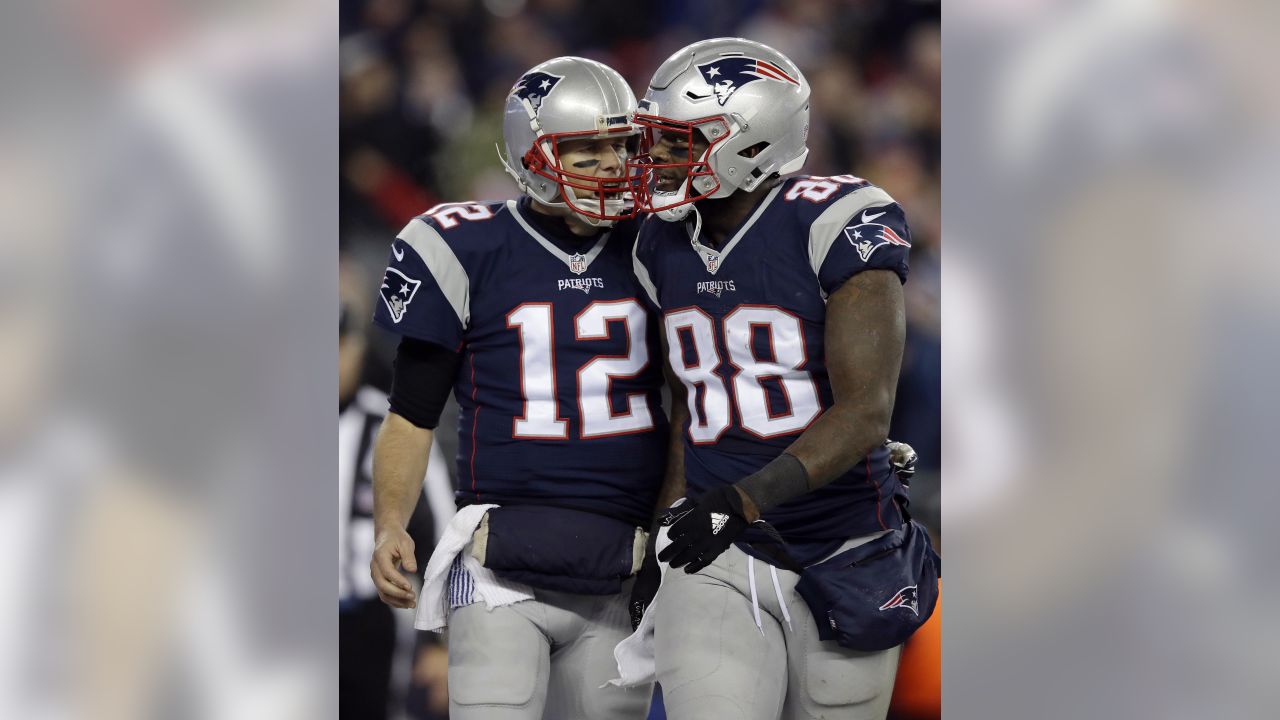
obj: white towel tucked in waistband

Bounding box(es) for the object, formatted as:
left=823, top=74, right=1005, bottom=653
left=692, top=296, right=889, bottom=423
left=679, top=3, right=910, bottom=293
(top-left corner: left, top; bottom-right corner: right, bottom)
left=608, top=525, right=673, bottom=688
left=414, top=503, right=535, bottom=632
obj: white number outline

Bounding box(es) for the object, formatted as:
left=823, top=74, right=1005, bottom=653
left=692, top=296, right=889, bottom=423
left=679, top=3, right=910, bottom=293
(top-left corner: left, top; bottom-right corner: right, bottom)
left=507, top=299, right=655, bottom=440
left=722, top=305, right=822, bottom=438
left=665, top=304, right=823, bottom=444
left=783, top=174, right=867, bottom=203
left=425, top=202, right=495, bottom=229
left=507, top=303, right=568, bottom=439
left=665, top=307, right=733, bottom=444
left=574, top=299, right=654, bottom=439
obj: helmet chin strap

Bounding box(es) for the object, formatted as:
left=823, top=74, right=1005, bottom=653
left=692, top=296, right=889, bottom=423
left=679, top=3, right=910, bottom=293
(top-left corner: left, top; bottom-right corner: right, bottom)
left=559, top=179, right=627, bottom=227
left=564, top=196, right=618, bottom=227
left=651, top=178, right=695, bottom=222
left=651, top=146, right=720, bottom=222
left=536, top=194, right=620, bottom=228
left=496, top=142, right=524, bottom=186
left=687, top=203, right=703, bottom=246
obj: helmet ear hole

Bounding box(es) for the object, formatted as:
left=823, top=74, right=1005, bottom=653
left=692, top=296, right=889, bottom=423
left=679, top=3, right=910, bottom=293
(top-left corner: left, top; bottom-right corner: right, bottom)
left=738, top=141, right=770, bottom=159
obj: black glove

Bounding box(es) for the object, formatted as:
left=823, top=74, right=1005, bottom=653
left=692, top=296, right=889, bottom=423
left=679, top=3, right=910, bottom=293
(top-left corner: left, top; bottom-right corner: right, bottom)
left=628, top=528, right=661, bottom=631
left=657, top=486, right=751, bottom=574
left=886, top=439, right=918, bottom=486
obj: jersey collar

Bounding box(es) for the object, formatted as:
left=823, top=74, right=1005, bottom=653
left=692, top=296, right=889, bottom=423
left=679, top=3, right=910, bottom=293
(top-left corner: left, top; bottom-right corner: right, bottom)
left=685, top=183, right=784, bottom=275
left=508, top=199, right=611, bottom=275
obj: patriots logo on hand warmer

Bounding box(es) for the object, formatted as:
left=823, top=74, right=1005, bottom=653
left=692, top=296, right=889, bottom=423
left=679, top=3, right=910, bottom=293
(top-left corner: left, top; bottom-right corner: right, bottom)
left=878, top=585, right=919, bottom=616
left=697, top=57, right=799, bottom=106
left=511, top=71, right=563, bottom=113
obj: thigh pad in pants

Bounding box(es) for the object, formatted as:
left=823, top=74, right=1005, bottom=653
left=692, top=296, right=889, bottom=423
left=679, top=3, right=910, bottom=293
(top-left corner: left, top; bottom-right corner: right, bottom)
left=448, top=602, right=548, bottom=707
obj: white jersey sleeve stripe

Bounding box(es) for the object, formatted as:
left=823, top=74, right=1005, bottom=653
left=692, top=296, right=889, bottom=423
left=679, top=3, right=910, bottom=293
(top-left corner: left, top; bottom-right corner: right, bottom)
left=398, top=218, right=472, bottom=327
left=807, top=186, right=896, bottom=278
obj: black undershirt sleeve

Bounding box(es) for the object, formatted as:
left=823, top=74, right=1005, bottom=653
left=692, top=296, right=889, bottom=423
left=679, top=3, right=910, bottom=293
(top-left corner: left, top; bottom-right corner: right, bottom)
left=388, top=337, right=462, bottom=429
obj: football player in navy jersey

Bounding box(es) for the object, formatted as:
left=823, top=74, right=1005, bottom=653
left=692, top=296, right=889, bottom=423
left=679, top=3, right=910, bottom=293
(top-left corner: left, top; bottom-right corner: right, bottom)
left=626, top=39, right=923, bottom=719
left=368, top=57, right=667, bottom=719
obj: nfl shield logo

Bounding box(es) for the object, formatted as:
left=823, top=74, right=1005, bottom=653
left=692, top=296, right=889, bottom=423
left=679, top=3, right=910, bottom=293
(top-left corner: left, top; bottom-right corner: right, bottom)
left=569, top=253, right=587, bottom=275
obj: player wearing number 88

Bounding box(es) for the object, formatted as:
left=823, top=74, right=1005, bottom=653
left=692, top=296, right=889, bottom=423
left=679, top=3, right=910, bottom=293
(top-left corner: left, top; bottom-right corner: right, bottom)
left=623, top=38, right=932, bottom=720
left=368, top=56, right=665, bottom=720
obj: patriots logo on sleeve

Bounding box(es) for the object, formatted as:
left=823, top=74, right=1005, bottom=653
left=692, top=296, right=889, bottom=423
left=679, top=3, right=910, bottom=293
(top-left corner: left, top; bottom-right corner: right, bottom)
left=878, top=585, right=920, bottom=615
left=511, top=71, right=564, bottom=113
left=843, top=220, right=911, bottom=262
left=697, top=57, right=800, bottom=106
left=379, top=267, right=422, bottom=323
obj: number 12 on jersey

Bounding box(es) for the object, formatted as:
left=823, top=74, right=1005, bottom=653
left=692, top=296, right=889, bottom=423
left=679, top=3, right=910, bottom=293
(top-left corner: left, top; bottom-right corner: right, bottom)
left=665, top=306, right=822, bottom=443
left=506, top=299, right=654, bottom=440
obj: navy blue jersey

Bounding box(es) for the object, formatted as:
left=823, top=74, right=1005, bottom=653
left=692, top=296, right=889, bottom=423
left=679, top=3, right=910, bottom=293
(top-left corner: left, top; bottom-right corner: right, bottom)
left=373, top=199, right=667, bottom=527
left=633, top=175, right=911, bottom=543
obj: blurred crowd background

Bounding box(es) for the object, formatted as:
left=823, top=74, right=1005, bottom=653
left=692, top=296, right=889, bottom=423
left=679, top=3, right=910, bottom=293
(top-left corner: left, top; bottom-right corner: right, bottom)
left=6, top=0, right=1279, bottom=718
left=339, top=0, right=940, bottom=717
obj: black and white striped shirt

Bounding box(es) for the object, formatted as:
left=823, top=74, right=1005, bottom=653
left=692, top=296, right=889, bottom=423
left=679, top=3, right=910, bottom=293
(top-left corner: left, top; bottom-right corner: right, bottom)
left=339, top=386, right=454, bottom=603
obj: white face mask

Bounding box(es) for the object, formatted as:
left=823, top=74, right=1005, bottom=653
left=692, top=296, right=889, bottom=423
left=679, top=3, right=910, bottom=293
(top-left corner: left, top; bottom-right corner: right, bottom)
left=497, top=131, right=639, bottom=228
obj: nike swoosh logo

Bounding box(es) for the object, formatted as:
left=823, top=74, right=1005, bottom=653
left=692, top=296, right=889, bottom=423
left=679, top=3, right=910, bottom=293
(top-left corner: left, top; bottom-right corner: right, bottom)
left=392, top=243, right=405, bottom=262
left=861, top=209, right=886, bottom=223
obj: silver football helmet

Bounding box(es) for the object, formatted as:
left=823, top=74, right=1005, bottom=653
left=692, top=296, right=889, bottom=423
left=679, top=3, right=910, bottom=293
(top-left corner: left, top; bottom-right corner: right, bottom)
left=499, top=56, right=642, bottom=226
left=629, top=38, right=811, bottom=221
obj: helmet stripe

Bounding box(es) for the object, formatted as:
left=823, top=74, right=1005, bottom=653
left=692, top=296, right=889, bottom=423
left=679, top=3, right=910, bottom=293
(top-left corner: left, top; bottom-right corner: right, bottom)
left=754, top=60, right=798, bottom=85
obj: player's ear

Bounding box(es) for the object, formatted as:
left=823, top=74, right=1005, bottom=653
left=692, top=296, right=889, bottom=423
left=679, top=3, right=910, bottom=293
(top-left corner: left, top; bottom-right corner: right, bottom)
left=738, top=141, right=769, bottom=159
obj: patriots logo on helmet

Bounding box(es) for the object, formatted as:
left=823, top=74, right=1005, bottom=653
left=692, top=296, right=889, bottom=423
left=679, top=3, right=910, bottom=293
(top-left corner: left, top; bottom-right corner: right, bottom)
left=379, top=267, right=421, bottom=323
left=697, top=57, right=800, bottom=106
left=511, top=71, right=564, bottom=113
left=878, top=585, right=920, bottom=615
left=843, top=222, right=911, bottom=262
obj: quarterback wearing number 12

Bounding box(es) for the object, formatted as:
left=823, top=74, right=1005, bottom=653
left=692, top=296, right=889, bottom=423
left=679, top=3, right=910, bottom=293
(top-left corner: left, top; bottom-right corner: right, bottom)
left=367, top=57, right=667, bottom=719
left=626, top=38, right=928, bottom=720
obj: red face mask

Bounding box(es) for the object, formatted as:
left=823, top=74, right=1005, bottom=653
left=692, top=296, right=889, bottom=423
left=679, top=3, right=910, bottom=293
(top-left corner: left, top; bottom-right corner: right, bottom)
left=627, top=113, right=730, bottom=216
left=522, top=127, right=645, bottom=222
